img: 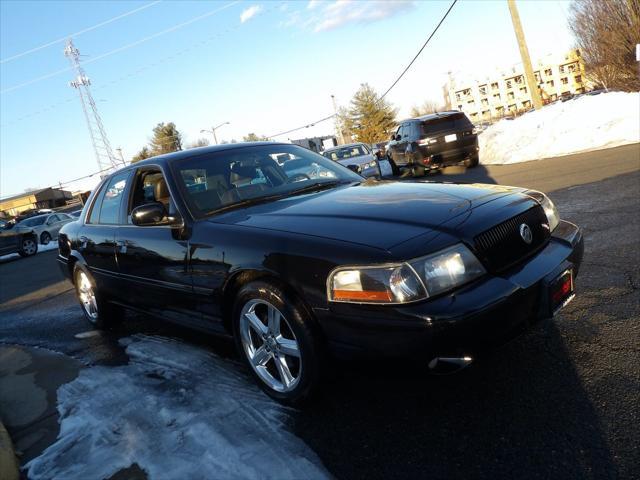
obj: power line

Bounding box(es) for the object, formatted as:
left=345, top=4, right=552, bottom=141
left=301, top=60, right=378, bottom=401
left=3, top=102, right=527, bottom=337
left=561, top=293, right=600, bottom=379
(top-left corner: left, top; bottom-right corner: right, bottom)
left=379, top=0, right=457, bottom=101
left=267, top=0, right=458, bottom=139
left=0, top=1, right=240, bottom=95
left=0, top=1, right=162, bottom=64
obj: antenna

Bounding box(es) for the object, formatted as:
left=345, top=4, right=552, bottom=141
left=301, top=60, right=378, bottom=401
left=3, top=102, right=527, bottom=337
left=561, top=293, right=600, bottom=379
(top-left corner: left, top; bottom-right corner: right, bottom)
left=65, top=38, right=122, bottom=172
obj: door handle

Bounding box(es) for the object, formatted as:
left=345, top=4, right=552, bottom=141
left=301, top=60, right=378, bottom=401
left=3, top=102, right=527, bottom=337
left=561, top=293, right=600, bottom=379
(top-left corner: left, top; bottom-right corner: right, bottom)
left=116, top=240, right=130, bottom=254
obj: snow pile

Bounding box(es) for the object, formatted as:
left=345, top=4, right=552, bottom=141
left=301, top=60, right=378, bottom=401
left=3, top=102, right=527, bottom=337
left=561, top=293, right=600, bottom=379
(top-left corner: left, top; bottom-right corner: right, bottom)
left=479, top=91, right=640, bottom=164
left=0, top=241, right=58, bottom=262
left=26, top=335, right=329, bottom=480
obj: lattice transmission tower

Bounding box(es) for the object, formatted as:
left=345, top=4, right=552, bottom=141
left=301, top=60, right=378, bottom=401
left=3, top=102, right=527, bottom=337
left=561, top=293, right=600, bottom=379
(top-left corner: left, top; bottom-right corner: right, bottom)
left=64, top=38, right=121, bottom=172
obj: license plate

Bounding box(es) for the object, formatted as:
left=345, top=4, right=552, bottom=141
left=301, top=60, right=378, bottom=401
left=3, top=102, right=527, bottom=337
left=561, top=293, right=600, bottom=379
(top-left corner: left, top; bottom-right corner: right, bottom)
left=549, top=269, right=575, bottom=315
left=444, top=133, right=457, bottom=143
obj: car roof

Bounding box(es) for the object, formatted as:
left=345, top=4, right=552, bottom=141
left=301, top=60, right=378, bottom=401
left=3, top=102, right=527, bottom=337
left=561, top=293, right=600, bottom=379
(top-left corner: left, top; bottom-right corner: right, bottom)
left=129, top=142, right=287, bottom=168
left=323, top=143, right=367, bottom=153
left=401, top=111, right=464, bottom=123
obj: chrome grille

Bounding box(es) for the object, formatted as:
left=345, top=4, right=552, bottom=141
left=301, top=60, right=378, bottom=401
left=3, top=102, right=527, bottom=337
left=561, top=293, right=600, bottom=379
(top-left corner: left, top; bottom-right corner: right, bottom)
left=474, top=206, right=550, bottom=272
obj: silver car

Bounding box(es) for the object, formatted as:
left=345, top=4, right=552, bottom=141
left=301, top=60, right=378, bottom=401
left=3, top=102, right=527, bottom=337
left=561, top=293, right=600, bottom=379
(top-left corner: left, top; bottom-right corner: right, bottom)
left=16, top=212, right=75, bottom=245
left=322, top=143, right=380, bottom=178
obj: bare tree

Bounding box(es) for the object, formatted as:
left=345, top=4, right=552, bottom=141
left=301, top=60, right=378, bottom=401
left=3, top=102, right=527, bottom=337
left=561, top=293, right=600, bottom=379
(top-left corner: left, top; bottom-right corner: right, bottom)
left=410, top=100, right=442, bottom=118
left=187, top=138, right=210, bottom=149
left=569, top=0, right=640, bottom=91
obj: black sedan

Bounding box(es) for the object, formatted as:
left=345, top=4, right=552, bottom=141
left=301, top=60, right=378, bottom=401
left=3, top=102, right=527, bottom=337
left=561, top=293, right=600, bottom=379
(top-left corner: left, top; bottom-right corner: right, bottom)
left=57, top=142, right=583, bottom=404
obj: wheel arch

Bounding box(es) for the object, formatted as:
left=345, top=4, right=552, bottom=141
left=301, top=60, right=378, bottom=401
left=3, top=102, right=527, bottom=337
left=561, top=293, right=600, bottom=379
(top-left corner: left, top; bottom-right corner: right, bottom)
left=220, top=269, right=319, bottom=336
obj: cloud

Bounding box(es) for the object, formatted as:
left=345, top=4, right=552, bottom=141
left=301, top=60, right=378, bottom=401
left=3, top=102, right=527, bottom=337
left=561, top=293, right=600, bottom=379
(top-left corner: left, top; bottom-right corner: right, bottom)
left=283, top=1, right=414, bottom=32
left=240, top=5, right=262, bottom=23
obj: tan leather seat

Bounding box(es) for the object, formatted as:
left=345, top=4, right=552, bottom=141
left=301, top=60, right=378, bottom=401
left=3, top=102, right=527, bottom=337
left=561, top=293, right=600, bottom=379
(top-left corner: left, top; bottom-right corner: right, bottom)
left=154, top=177, right=170, bottom=208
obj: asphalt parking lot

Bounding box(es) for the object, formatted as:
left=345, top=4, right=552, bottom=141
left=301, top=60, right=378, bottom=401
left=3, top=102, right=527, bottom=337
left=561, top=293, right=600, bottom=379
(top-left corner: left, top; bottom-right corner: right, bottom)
left=1, top=143, right=639, bottom=479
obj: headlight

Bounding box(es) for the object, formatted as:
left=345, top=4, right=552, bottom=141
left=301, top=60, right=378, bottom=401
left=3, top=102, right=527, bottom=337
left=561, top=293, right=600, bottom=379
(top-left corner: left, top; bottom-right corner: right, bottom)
left=327, top=244, right=485, bottom=304
left=526, top=190, right=560, bottom=231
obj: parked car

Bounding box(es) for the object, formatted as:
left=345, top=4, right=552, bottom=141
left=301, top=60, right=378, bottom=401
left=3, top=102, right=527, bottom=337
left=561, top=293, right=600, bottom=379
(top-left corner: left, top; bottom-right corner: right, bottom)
left=0, top=221, right=38, bottom=258
left=13, top=208, right=54, bottom=224
left=57, top=143, right=583, bottom=404
left=322, top=143, right=380, bottom=178
left=387, top=111, right=480, bottom=176
left=16, top=212, right=75, bottom=245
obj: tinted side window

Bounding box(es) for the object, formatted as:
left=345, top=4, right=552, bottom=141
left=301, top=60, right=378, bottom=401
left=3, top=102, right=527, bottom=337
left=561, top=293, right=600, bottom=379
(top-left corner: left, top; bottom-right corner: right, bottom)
left=88, top=183, right=107, bottom=224
left=88, top=172, right=130, bottom=225
left=48, top=215, right=60, bottom=223
left=99, top=172, right=130, bottom=224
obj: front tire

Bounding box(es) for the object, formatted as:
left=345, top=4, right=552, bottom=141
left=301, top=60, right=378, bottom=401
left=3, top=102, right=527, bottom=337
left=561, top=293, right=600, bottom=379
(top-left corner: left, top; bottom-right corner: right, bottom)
left=18, top=237, right=38, bottom=257
left=73, top=266, right=123, bottom=329
left=232, top=280, right=323, bottom=405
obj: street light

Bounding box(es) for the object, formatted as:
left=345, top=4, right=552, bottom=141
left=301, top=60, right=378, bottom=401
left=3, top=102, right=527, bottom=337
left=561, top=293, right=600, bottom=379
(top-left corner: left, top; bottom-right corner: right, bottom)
left=200, top=121, right=230, bottom=145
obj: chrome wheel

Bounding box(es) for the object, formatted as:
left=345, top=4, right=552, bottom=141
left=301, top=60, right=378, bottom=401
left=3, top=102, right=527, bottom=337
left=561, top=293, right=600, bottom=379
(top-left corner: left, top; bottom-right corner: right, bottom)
left=77, top=271, right=98, bottom=321
left=22, top=238, right=37, bottom=255
left=239, top=299, right=302, bottom=393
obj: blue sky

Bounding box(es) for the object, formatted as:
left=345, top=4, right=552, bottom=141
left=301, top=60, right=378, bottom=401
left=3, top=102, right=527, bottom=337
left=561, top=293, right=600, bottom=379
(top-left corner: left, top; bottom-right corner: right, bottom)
left=0, top=0, right=573, bottom=196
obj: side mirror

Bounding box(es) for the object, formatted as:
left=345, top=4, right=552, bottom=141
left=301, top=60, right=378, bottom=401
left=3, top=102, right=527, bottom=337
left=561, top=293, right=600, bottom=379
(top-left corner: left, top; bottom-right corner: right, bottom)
left=131, top=202, right=182, bottom=227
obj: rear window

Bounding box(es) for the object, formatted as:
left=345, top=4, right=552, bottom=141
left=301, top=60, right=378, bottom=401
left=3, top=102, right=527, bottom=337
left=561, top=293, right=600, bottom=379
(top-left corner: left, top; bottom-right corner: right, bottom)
left=420, top=114, right=472, bottom=135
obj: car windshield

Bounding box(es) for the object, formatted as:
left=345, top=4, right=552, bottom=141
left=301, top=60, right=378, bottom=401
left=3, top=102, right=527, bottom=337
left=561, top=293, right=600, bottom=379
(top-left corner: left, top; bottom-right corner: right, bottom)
left=19, top=216, right=46, bottom=227
left=174, top=144, right=362, bottom=217
left=420, top=114, right=472, bottom=135
left=323, top=145, right=369, bottom=161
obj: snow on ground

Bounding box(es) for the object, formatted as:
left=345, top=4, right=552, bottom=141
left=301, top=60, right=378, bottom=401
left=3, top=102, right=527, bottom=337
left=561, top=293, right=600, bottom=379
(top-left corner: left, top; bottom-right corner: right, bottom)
left=0, top=241, right=58, bottom=262
left=479, top=91, right=640, bottom=165
left=26, top=335, right=329, bottom=480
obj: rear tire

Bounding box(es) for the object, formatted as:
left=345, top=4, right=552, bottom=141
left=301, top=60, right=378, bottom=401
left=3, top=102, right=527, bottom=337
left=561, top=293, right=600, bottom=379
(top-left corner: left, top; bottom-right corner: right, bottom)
left=232, top=280, right=324, bottom=405
left=387, top=154, right=400, bottom=176
left=73, top=266, right=124, bottom=329
left=18, top=237, right=38, bottom=257
left=40, top=231, right=51, bottom=245
left=464, top=154, right=479, bottom=168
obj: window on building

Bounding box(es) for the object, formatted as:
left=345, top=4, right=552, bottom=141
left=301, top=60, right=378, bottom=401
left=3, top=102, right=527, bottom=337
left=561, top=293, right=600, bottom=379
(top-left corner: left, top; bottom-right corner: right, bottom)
left=574, top=74, right=582, bottom=83
left=508, top=104, right=516, bottom=111
left=482, top=110, right=490, bottom=118
left=468, top=99, right=475, bottom=105
left=568, top=63, right=576, bottom=72
left=479, top=85, right=487, bottom=95
left=506, top=80, right=512, bottom=88
left=507, top=92, right=515, bottom=100
left=522, top=100, right=531, bottom=108
left=457, top=105, right=463, bottom=110
left=491, top=82, right=499, bottom=90
left=481, top=98, right=489, bottom=106
left=520, top=87, right=528, bottom=94
left=559, top=65, right=565, bottom=73
left=470, top=112, right=478, bottom=119
left=550, top=94, right=557, bottom=101
left=547, top=80, right=555, bottom=87
left=515, top=75, right=523, bottom=84
left=463, top=89, right=471, bottom=96
left=561, top=77, right=568, bottom=85
left=455, top=92, right=461, bottom=101
left=493, top=93, right=501, bottom=100
left=544, top=68, right=552, bottom=76
left=534, top=72, right=541, bottom=82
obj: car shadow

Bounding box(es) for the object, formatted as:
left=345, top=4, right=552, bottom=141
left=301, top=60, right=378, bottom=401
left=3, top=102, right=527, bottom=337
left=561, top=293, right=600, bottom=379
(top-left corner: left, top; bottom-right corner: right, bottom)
left=293, top=320, right=618, bottom=480
left=395, top=165, right=498, bottom=185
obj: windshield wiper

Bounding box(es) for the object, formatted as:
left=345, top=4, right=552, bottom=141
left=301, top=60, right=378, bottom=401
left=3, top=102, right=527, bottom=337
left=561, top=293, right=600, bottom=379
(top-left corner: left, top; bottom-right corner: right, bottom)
left=287, top=180, right=355, bottom=197
left=204, top=181, right=356, bottom=216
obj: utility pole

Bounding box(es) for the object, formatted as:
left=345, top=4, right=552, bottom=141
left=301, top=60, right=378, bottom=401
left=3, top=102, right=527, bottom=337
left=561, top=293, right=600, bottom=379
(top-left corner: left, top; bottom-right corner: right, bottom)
left=115, top=147, right=126, bottom=166
left=65, top=39, right=120, bottom=173
left=211, top=127, right=218, bottom=145
left=507, top=0, right=543, bottom=110
left=331, top=95, right=346, bottom=145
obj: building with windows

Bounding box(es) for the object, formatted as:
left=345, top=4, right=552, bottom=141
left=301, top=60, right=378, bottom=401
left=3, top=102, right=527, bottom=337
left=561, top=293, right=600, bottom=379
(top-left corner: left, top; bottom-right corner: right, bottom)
left=444, top=49, right=590, bottom=123
left=0, top=187, right=73, bottom=218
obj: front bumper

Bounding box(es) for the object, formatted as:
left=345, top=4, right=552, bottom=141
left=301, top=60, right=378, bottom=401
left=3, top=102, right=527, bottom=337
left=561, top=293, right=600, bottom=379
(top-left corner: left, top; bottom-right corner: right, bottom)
left=315, top=220, right=584, bottom=360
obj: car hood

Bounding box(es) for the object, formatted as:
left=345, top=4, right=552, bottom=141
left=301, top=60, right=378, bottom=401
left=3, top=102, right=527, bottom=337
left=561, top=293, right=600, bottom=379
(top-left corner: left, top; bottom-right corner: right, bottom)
left=209, top=181, right=526, bottom=250
left=335, top=155, right=372, bottom=167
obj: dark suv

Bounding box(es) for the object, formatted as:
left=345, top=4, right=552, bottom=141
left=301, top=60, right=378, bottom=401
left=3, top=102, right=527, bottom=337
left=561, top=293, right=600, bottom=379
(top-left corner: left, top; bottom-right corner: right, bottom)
left=387, top=111, right=479, bottom=176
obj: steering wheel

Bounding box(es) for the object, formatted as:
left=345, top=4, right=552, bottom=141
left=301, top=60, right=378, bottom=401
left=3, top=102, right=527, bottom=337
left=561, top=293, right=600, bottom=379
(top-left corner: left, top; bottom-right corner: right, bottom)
left=288, top=173, right=311, bottom=183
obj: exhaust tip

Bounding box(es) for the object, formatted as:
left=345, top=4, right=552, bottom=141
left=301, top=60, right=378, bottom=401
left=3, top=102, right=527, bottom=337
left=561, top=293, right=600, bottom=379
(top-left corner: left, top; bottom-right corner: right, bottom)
left=428, top=356, right=473, bottom=374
